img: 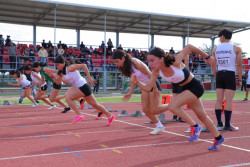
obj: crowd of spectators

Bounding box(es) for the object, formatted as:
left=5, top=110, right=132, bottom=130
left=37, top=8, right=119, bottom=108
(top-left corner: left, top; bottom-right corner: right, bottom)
left=0, top=35, right=149, bottom=71
left=0, top=34, right=208, bottom=73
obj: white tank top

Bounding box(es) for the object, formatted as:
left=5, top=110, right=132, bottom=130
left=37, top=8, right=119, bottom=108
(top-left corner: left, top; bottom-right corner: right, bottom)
left=17, top=74, right=31, bottom=87
left=215, top=43, right=236, bottom=72
left=159, top=65, right=185, bottom=84
left=131, top=62, right=149, bottom=84
left=247, top=70, right=250, bottom=84
left=63, top=67, right=87, bottom=88
left=31, top=72, right=46, bottom=87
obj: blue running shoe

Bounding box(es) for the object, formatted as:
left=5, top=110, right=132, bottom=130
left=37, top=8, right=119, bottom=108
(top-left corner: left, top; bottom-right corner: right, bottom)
left=208, top=136, right=225, bottom=150
left=188, top=124, right=202, bottom=142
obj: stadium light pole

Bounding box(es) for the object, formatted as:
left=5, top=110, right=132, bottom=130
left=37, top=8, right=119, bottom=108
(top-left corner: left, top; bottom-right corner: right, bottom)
left=103, top=10, right=107, bottom=93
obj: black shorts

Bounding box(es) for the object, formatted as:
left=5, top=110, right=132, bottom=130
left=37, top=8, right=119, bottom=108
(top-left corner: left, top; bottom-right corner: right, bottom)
left=181, top=77, right=204, bottom=98
left=23, top=85, right=31, bottom=89
left=172, top=83, right=183, bottom=94
left=247, top=84, right=250, bottom=88
left=216, top=70, right=236, bottom=90
left=79, top=84, right=92, bottom=96
left=150, top=80, right=161, bottom=92
left=53, top=83, right=61, bottom=90
left=41, top=84, right=48, bottom=91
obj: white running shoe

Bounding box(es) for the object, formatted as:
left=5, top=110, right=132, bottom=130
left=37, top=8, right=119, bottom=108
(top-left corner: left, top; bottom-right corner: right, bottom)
left=32, top=103, right=38, bottom=108
left=48, top=105, right=56, bottom=110
left=150, top=127, right=164, bottom=135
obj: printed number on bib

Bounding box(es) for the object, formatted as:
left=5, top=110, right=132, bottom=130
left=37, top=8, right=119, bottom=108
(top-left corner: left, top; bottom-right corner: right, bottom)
left=217, top=58, right=230, bottom=67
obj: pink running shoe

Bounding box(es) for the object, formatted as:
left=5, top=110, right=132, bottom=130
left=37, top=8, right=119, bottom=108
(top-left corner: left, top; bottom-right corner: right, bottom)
left=72, top=115, right=84, bottom=124
left=106, top=115, right=115, bottom=126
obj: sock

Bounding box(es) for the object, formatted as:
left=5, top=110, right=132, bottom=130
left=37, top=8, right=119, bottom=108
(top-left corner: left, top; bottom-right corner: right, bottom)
left=224, top=110, right=232, bottom=127
left=191, top=124, right=198, bottom=127
left=155, top=121, right=164, bottom=128
left=215, top=135, right=222, bottom=141
left=215, top=109, right=223, bottom=126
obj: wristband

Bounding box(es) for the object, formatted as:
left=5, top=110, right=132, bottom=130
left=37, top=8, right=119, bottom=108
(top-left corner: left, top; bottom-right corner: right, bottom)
left=205, top=55, right=211, bottom=60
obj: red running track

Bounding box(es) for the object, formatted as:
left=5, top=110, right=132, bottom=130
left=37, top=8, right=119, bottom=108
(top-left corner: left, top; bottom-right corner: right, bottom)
left=0, top=100, right=250, bottom=167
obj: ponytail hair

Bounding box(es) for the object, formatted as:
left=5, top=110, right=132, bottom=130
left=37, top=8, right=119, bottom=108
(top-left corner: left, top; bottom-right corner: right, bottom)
left=112, top=49, right=133, bottom=77
left=163, top=54, right=175, bottom=67
left=149, top=47, right=175, bottom=67
left=10, top=70, right=21, bottom=78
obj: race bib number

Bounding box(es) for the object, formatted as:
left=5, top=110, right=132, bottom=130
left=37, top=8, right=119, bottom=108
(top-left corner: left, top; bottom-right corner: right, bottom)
left=217, top=58, right=230, bottom=67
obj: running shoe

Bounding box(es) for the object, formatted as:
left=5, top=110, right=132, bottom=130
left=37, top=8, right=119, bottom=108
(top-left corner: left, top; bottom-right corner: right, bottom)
left=188, top=124, right=202, bottom=142
left=106, top=115, right=115, bottom=126
left=223, top=125, right=239, bottom=131
left=72, top=115, right=84, bottom=124
left=96, top=112, right=104, bottom=120
left=48, top=104, right=56, bottom=110
left=150, top=127, right=164, bottom=135
left=79, top=98, right=85, bottom=110
left=242, top=98, right=248, bottom=101
left=32, top=103, right=38, bottom=108
left=61, top=107, right=71, bottom=113
left=208, top=136, right=225, bottom=150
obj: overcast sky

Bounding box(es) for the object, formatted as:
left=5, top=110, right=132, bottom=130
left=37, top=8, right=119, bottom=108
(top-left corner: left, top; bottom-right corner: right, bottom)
left=1, top=0, right=250, bottom=57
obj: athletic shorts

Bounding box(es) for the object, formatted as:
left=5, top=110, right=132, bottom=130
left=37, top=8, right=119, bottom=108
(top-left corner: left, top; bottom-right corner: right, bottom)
left=23, top=85, right=31, bottom=89
left=216, top=70, right=236, bottom=90
left=150, top=80, right=161, bottom=92
left=79, top=83, right=92, bottom=96
left=41, top=84, right=48, bottom=91
left=172, top=83, right=183, bottom=94
left=181, top=77, right=204, bottom=98
left=53, top=83, right=61, bottom=90
left=247, top=84, right=250, bottom=88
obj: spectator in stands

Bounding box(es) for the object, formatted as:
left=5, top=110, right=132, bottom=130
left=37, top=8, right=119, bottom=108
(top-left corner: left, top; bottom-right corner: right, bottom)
left=189, top=54, right=193, bottom=71
left=5, top=35, right=11, bottom=47
left=0, top=34, right=4, bottom=46
left=93, top=69, right=100, bottom=93
left=57, top=41, right=62, bottom=49
left=107, top=38, right=113, bottom=53
left=16, top=45, right=23, bottom=68
left=38, top=46, right=48, bottom=63
left=86, top=58, right=93, bottom=71
left=241, top=71, right=247, bottom=91
left=192, top=53, right=199, bottom=72
left=8, top=42, right=17, bottom=69
left=23, top=47, right=29, bottom=61
left=243, top=67, right=249, bottom=101
left=117, top=44, right=123, bottom=50
left=41, top=39, right=47, bottom=49
left=47, top=46, right=54, bottom=59
left=0, top=43, right=3, bottom=68
left=80, top=41, right=85, bottom=51
left=29, top=46, right=36, bottom=61
left=89, top=46, right=93, bottom=54
left=100, top=41, right=105, bottom=52
left=47, top=40, right=53, bottom=48
left=57, top=45, right=64, bottom=56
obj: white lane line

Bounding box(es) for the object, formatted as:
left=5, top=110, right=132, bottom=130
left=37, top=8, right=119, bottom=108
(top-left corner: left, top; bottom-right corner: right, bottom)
left=0, top=128, right=147, bottom=140
left=220, top=163, right=250, bottom=167
left=0, top=140, right=190, bottom=161
left=82, top=113, right=250, bottom=152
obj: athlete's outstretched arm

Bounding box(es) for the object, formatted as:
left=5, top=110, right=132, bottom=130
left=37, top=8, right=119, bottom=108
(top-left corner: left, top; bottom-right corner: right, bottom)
left=131, top=70, right=158, bottom=92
